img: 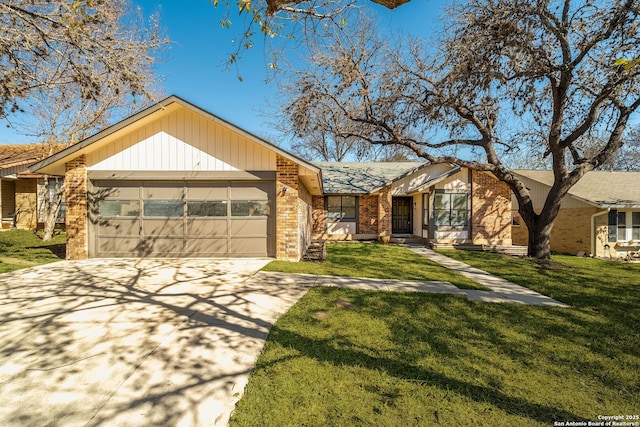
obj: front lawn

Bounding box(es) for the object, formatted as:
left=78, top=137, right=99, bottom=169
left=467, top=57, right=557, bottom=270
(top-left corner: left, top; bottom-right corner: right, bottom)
left=0, top=229, right=66, bottom=273
left=263, top=242, right=485, bottom=289
left=231, top=253, right=640, bottom=426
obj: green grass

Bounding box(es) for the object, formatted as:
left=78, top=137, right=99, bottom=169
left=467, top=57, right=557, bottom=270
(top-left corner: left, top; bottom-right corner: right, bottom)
left=263, top=242, right=485, bottom=290
left=231, top=253, right=640, bottom=426
left=0, top=229, right=66, bottom=273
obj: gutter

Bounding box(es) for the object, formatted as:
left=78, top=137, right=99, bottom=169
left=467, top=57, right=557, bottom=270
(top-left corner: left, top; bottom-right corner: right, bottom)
left=591, top=209, right=609, bottom=256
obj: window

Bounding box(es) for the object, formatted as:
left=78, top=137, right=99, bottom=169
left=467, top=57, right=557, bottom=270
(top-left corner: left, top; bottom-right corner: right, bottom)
left=327, top=196, right=356, bottom=221
left=99, top=200, right=140, bottom=217
left=618, top=211, right=627, bottom=241
left=188, top=201, right=227, bottom=217
left=231, top=200, right=270, bottom=216
left=633, top=212, right=640, bottom=241
left=143, top=201, right=184, bottom=217
left=422, top=193, right=429, bottom=227
left=608, top=210, right=618, bottom=242
left=434, top=193, right=468, bottom=227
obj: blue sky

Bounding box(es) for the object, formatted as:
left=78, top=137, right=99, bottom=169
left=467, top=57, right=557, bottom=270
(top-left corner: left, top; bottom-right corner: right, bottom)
left=0, top=0, right=446, bottom=146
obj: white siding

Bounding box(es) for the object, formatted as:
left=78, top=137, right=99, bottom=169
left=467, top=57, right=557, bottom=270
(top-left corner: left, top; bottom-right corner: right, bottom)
left=437, top=170, right=470, bottom=192
left=87, top=106, right=277, bottom=171
left=391, top=163, right=455, bottom=195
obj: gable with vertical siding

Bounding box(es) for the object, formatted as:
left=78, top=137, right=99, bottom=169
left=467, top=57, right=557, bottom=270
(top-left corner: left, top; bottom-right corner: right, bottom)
left=87, top=106, right=277, bottom=172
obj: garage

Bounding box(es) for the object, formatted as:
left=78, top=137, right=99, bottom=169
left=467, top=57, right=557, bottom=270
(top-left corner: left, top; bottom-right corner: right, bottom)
left=90, top=180, right=275, bottom=257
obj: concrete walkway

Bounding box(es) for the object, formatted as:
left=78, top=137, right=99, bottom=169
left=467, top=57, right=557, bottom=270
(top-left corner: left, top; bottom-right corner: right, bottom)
left=404, top=245, right=569, bottom=307
left=255, top=246, right=568, bottom=308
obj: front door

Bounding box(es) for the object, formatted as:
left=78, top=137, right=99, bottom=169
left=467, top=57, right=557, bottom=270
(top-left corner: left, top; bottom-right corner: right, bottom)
left=392, top=197, right=412, bottom=234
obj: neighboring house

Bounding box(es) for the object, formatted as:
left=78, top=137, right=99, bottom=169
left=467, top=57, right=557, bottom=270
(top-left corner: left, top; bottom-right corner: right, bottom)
left=0, top=144, right=64, bottom=230
left=29, top=95, right=514, bottom=261
left=511, top=170, right=640, bottom=258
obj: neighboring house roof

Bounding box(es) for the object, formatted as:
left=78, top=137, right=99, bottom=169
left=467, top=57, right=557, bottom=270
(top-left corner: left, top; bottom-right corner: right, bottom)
left=315, top=161, right=424, bottom=194
left=0, top=144, right=48, bottom=176
left=0, top=144, right=63, bottom=177
left=514, top=169, right=640, bottom=208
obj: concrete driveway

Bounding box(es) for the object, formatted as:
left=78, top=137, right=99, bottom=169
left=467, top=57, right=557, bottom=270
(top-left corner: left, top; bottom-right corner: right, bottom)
left=0, top=258, right=309, bottom=427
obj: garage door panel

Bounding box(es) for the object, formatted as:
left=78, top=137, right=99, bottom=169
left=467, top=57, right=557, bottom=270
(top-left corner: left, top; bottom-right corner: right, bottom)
left=229, top=182, right=270, bottom=199
left=98, top=237, right=142, bottom=254
left=186, top=218, right=227, bottom=237
left=184, top=238, right=228, bottom=255
left=97, top=218, right=140, bottom=236
left=230, top=219, right=268, bottom=237
left=229, top=238, right=268, bottom=255
left=142, top=219, right=183, bottom=236
left=143, top=238, right=184, bottom=255
left=143, top=182, right=184, bottom=199
left=187, top=183, right=228, bottom=200
left=93, top=181, right=141, bottom=199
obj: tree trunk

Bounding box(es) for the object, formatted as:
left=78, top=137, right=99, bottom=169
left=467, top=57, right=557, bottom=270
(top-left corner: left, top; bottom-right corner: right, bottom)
left=527, top=223, right=552, bottom=259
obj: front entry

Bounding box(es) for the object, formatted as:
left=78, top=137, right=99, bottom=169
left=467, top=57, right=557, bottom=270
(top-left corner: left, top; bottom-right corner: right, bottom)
left=392, top=197, right=412, bottom=234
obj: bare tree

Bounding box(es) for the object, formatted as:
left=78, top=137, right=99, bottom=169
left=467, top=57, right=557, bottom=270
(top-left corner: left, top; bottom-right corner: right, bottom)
left=1, top=0, right=168, bottom=240
left=282, top=1, right=640, bottom=258
left=0, top=0, right=166, bottom=118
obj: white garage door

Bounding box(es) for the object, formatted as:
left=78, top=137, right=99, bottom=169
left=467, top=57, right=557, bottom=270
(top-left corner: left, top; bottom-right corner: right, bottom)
left=90, top=180, right=274, bottom=257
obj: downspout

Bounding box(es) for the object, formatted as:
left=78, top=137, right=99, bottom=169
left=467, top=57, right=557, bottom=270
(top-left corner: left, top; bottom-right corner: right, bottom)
left=591, top=208, right=609, bottom=257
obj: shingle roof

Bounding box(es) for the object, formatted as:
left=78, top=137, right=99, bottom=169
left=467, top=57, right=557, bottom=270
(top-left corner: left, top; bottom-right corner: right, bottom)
left=0, top=144, right=49, bottom=170
left=315, top=162, right=424, bottom=194
left=514, top=170, right=640, bottom=208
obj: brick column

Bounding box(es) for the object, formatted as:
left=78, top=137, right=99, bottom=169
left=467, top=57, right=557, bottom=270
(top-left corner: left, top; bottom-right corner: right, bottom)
left=311, top=195, right=326, bottom=236
left=276, top=155, right=300, bottom=260
left=471, top=170, right=512, bottom=245
left=358, top=194, right=379, bottom=235
left=65, top=155, right=88, bottom=259
left=378, top=186, right=392, bottom=236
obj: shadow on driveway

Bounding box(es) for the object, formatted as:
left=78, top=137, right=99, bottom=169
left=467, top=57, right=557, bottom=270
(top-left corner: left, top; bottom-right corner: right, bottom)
left=0, top=258, right=310, bottom=426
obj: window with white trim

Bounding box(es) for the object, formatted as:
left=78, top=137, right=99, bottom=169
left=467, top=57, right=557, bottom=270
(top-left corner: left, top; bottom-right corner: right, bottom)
left=434, top=193, right=468, bottom=227
left=608, top=210, right=640, bottom=242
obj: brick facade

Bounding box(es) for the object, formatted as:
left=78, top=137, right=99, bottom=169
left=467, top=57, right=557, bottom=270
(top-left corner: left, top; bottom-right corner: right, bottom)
left=358, top=194, right=379, bottom=235
left=471, top=170, right=512, bottom=245
left=15, top=178, right=37, bottom=229
left=276, top=155, right=301, bottom=260
left=65, top=155, right=88, bottom=260
left=513, top=207, right=602, bottom=255
left=378, top=186, right=392, bottom=236
left=297, top=178, right=313, bottom=259
left=312, top=195, right=326, bottom=235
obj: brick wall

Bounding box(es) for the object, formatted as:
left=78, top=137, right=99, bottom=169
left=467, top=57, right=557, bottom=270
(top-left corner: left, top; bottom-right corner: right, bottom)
left=15, top=178, right=37, bottom=229
left=471, top=170, right=512, bottom=245
left=276, top=155, right=301, bottom=260
left=511, top=211, right=528, bottom=246
left=513, top=207, right=601, bottom=255
left=358, top=194, right=379, bottom=235
left=378, top=186, right=392, bottom=236
left=298, top=179, right=313, bottom=259
left=312, top=195, right=326, bottom=236
left=65, top=155, right=88, bottom=260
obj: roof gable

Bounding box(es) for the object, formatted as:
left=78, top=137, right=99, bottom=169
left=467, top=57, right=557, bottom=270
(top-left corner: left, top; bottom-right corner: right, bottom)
left=29, top=96, right=321, bottom=180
